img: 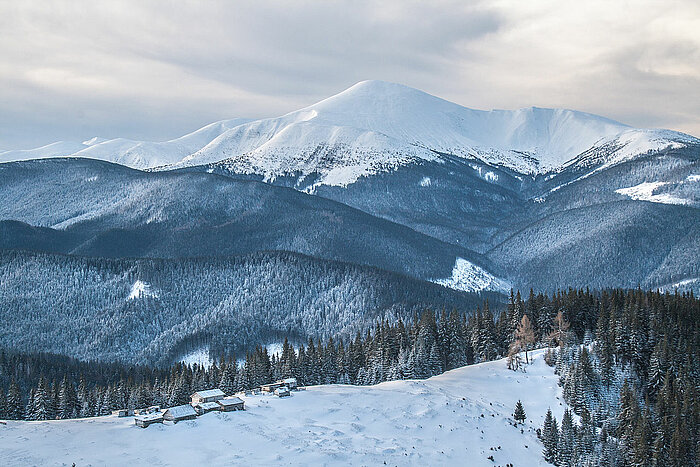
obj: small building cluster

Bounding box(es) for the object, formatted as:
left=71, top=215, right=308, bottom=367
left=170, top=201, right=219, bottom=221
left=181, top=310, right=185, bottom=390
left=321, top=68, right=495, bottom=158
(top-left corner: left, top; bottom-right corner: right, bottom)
left=130, top=378, right=298, bottom=428
left=132, top=388, right=245, bottom=428
left=260, top=378, right=297, bottom=397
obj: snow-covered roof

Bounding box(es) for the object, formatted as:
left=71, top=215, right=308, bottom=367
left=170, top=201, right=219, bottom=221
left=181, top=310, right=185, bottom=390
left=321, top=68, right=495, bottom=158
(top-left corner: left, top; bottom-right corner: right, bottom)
left=195, top=402, right=221, bottom=410
left=165, top=404, right=197, bottom=418
left=192, top=389, right=225, bottom=399
left=283, top=378, right=297, bottom=384
left=275, top=386, right=290, bottom=393
left=217, top=397, right=243, bottom=406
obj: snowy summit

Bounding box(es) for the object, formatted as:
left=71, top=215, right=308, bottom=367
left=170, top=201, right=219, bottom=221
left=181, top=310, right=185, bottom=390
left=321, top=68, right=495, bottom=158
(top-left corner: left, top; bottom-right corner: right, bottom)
left=2, top=81, right=696, bottom=187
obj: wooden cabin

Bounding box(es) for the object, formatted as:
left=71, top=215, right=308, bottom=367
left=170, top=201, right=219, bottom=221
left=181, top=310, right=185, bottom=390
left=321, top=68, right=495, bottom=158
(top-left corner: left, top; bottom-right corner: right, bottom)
left=112, top=408, right=131, bottom=417
left=274, top=386, right=291, bottom=397
left=134, top=405, right=160, bottom=416
left=191, top=388, right=226, bottom=404
left=163, top=404, right=198, bottom=423
left=192, top=401, right=220, bottom=415
left=135, top=413, right=163, bottom=428
left=260, top=382, right=284, bottom=393
left=217, top=397, right=245, bottom=412
left=282, top=378, right=298, bottom=390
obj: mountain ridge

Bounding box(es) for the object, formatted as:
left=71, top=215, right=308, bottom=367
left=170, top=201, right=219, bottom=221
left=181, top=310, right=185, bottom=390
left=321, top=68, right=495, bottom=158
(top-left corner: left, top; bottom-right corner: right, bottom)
left=3, top=81, right=696, bottom=181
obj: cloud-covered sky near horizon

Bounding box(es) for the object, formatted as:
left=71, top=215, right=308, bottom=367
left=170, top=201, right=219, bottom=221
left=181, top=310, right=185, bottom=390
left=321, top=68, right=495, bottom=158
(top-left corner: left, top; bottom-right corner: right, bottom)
left=1, top=0, right=699, bottom=149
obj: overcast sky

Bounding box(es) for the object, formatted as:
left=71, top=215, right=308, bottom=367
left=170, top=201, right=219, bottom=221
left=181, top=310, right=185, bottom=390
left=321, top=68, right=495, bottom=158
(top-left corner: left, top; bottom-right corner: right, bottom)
left=1, top=0, right=699, bottom=149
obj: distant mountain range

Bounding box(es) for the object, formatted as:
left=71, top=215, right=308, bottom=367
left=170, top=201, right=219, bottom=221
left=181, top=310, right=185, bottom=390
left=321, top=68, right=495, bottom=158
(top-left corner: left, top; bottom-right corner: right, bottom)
left=0, top=80, right=698, bottom=363
left=3, top=80, right=696, bottom=177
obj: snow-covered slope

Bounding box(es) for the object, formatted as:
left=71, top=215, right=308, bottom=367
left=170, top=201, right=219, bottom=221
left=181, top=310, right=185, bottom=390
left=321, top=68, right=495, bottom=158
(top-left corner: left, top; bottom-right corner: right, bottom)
left=174, top=80, right=642, bottom=184
left=0, top=141, right=89, bottom=163
left=72, top=118, right=252, bottom=168
left=3, top=81, right=696, bottom=182
left=0, top=119, right=251, bottom=169
left=565, top=128, right=699, bottom=174
left=0, top=350, right=563, bottom=466
left=434, top=257, right=511, bottom=293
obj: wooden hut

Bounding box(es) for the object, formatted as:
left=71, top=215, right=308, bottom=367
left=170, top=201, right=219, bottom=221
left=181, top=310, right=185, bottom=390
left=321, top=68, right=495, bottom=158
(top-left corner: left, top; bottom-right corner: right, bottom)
left=135, top=413, right=164, bottom=428
left=260, top=382, right=284, bottom=393
left=282, top=378, right=298, bottom=390
left=192, top=401, right=220, bottom=415
left=134, top=405, right=160, bottom=416
left=217, top=397, right=245, bottom=412
left=191, top=389, right=226, bottom=404
left=163, top=404, right=197, bottom=423
left=112, top=409, right=130, bottom=417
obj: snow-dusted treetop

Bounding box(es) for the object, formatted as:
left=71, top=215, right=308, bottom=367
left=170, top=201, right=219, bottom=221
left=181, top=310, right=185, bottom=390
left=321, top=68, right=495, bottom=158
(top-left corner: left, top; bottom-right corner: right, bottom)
left=2, top=81, right=697, bottom=185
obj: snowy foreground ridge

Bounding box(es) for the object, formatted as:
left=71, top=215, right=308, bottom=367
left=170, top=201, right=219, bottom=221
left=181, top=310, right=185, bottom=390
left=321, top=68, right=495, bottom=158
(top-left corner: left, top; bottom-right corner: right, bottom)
left=0, top=350, right=565, bottom=466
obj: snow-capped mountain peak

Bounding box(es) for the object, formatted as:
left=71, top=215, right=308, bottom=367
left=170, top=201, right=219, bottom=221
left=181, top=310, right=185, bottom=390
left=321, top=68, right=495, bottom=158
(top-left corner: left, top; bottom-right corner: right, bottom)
left=173, top=81, right=685, bottom=185
left=2, top=81, right=696, bottom=184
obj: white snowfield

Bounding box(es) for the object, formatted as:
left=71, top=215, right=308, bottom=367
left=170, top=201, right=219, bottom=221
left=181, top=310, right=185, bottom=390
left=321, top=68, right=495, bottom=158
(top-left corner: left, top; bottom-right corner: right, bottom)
left=0, top=118, right=251, bottom=169
left=0, top=350, right=564, bottom=466
left=615, top=181, right=691, bottom=206
left=434, top=257, right=511, bottom=294
left=2, top=81, right=697, bottom=185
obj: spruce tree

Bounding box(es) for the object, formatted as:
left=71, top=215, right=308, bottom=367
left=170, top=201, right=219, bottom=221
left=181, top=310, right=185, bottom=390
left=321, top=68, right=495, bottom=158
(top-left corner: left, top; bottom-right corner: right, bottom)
left=542, top=408, right=559, bottom=465
left=558, top=408, right=575, bottom=467
left=514, top=400, right=526, bottom=424
left=5, top=379, right=23, bottom=420
left=33, top=376, right=52, bottom=421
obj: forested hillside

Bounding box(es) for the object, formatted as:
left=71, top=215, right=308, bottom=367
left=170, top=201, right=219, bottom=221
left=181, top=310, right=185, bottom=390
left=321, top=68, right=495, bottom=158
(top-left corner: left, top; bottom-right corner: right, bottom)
left=0, top=249, right=490, bottom=365
left=0, top=158, right=484, bottom=281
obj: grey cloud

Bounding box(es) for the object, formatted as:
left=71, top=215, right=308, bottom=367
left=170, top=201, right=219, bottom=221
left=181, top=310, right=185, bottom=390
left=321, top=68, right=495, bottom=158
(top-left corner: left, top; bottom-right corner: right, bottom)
left=0, top=0, right=698, bottom=149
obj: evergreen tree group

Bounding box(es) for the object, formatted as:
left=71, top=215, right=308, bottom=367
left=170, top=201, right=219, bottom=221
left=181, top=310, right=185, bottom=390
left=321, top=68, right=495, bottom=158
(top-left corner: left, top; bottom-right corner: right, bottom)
left=539, top=289, right=698, bottom=466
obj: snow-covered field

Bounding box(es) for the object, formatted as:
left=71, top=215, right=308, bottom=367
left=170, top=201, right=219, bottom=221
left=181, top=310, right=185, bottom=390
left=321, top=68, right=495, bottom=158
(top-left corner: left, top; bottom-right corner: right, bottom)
left=0, top=350, right=566, bottom=466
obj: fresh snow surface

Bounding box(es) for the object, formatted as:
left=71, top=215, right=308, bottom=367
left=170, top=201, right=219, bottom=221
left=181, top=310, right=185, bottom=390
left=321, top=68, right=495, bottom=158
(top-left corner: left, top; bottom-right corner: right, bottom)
left=3, top=81, right=696, bottom=183
left=434, top=257, right=511, bottom=293
left=82, top=136, right=109, bottom=146
left=0, top=141, right=88, bottom=163
left=72, top=118, right=252, bottom=169
left=615, top=181, right=690, bottom=206
left=173, top=80, right=640, bottom=183
left=0, top=350, right=564, bottom=466
left=567, top=128, right=699, bottom=174
left=0, top=119, right=251, bottom=169
left=127, top=280, right=158, bottom=300
left=265, top=342, right=284, bottom=357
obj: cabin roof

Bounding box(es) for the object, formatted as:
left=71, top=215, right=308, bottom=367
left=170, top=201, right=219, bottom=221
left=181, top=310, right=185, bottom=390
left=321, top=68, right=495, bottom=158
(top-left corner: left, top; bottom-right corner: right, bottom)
left=165, top=404, right=197, bottom=418
left=218, top=397, right=244, bottom=406
left=192, top=388, right=225, bottom=398
left=195, top=402, right=221, bottom=410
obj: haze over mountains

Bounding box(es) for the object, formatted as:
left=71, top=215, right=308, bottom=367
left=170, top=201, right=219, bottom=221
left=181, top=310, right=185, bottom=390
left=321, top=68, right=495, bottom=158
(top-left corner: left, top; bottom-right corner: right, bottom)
left=0, top=80, right=698, bottom=361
